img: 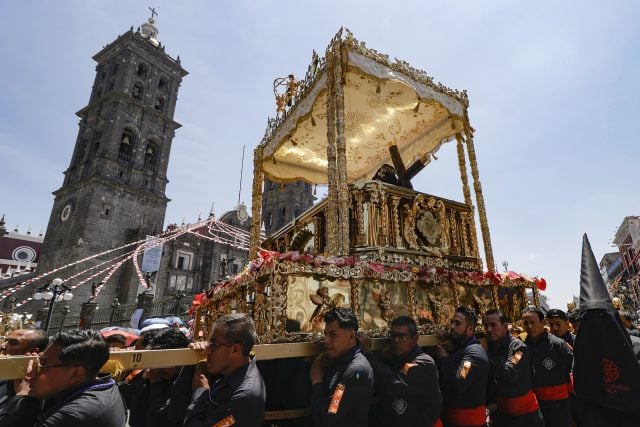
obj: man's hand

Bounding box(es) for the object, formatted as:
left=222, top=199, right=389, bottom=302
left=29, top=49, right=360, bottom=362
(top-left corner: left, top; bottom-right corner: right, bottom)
left=15, top=355, right=36, bottom=396
left=310, top=352, right=330, bottom=385
left=189, top=341, right=208, bottom=353
left=358, top=332, right=372, bottom=353
left=191, top=364, right=209, bottom=391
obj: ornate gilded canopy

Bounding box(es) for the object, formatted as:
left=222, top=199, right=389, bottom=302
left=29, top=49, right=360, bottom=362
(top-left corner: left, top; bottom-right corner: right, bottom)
left=259, top=29, right=469, bottom=185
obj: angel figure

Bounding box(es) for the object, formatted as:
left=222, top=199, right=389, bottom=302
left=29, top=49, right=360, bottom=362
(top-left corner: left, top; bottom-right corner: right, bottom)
left=329, top=293, right=346, bottom=310
left=253, top=293, right=268, bottom=336
left=403, top=205, right=419, bottom=250
left=379, top=290, right=396, bottom=323
left=309, top=287, right=331, bottom=328
left=428, top=294, right=443, bottom=326
left=473, top=294, right=487, bottom=324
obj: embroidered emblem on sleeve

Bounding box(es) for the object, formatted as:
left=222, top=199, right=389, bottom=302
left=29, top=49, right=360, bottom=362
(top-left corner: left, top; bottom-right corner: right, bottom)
left=392, top=398, right=408, bottom=414
left=212, top=415, right=235, bottom=427
left=542, top=357, right=556, bottom=370
left=328, top=383, right=346, bottom=414
left=401, top=363, right=417, bottom=375
left=511, top=350, right=523, bottom=365
left=460, top=360, right=472, bottom=379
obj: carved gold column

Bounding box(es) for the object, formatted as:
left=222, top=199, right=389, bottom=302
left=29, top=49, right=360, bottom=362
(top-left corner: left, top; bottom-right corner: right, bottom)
left=351, top=279, right=361, bottom=315
left=456, top=133, right=481, bottom=265
left=532, top=286, right=540, bottom=308
left=408, top=281, right=417, bottom=322
left=325, top=46, right=339, bottom=254
left=379, top=192, right=389, bottom=247
left=354, top=190, right=366, bottom=246
left=391, top=196, right=401, bottom=248
left=333, top=39, right=350, bottom=255
left=463, top=113, right=495, bottom=272
left=490, top=285, right=499, bottom=309
left=456, top=133, right=473, bottom=207
left=249, top=146, right=264, bottom=260
left=451, top=282, right=460, bottom=307
left=313, top=215, right=323, bottom=253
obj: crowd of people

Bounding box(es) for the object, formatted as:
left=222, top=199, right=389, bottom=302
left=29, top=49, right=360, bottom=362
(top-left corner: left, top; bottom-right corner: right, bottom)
left=0, top=304, right=636, bottom=426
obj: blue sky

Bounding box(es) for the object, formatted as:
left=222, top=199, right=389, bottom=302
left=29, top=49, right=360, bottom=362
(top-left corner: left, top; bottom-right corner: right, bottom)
left=1, top=1, right=639, bottom=308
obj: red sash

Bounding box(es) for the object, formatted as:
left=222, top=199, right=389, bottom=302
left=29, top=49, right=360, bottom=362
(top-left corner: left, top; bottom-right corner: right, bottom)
left=534, top=384, right=569, bottom=401
left=442, top=405, right=486, bottom=426
left=566, top=381, right=575, bottom=395
left=432, top=418, right=443, bottom=427
left=497, top=390, right=539, bottom=416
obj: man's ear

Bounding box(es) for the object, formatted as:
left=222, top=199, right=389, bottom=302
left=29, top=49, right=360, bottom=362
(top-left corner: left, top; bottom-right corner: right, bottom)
left=69, top=365, right=87, bottom=384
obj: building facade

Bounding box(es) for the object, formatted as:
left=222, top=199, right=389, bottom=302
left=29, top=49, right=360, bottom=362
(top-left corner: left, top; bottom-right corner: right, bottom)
left=0, top=217, right=43, bottom=279
left=610, top=216, right=640, bottom=310
left=36, top=17, right=187, bottom=306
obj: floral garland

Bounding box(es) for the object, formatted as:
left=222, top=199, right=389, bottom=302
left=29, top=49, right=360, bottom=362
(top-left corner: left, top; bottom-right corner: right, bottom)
left=190, top=250, right=546, bottom=312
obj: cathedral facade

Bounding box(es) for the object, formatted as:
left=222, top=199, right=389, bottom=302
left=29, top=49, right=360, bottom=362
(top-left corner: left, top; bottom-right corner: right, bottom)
left=36, top=17, right=187, bottom=306
left=11, top=16, right=314, bottom=317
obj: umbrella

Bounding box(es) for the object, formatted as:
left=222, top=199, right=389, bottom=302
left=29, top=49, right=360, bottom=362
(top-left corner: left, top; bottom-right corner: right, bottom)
left=100, top=326, right=140, bottom=335
left=100, top=329, right=139, bottom=347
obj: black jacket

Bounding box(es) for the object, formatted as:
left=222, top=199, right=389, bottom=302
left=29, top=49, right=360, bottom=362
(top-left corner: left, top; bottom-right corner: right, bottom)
left=311, top=346, right=374, bottom=427
left=487, top=335, right=535, bottom=401
left=118, top=369, right=190, bottom=427
left=0, top=375, right=126, bottom=427
left=366, top=345, right=441, bottom=426
left=526, top=332, right=573, bottom=395
left=439, top=336, right=489, bottom=410
left=182, top=357, right=266, bottom=427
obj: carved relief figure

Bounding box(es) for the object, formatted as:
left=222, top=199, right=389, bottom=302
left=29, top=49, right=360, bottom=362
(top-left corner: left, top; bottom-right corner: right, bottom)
left=428, top=294, right=443, bottom=326
left=309, top=287, right=345, bottom=329
left=403, top=205, right=419, bottom=249
left=511, top=293, right=522, bottom=320
left=372, top=289, right=396, bottom=324
left=309, top=287, right=331, bottom=326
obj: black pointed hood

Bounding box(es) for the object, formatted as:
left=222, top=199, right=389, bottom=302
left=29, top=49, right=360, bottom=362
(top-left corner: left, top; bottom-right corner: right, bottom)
left=579, top=233, right=615, bottom=314
left=573, top=233, right=640, bottom=414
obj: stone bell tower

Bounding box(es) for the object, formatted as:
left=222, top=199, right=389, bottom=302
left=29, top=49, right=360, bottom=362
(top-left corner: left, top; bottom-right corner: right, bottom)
left=37, top=15, right=188, bottom=304
left=262, top=179, right=315, bottom=235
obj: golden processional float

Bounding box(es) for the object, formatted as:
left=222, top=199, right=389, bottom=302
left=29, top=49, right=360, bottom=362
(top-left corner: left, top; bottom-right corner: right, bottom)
left=191, top=28, right=545, bottom=348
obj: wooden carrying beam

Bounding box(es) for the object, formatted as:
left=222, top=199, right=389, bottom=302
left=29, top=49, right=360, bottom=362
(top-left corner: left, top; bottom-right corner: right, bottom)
left=0, top=335, right=440, bottom=379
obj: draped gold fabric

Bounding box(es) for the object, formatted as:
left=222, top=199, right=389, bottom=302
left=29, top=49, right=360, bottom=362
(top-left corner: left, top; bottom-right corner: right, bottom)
left=261, top=50, right=465, bottom=185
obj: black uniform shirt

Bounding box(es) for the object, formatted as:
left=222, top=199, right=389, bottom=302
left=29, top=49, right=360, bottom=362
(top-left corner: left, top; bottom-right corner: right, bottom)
left=311, top=346, right=374, bottom=427
left=184, top=357, right=266, bottom=427
left=439, top=336, right=490, bottom=409
left=487, top=335, right=534, bottom=400
left=526, top=331, right=573, bottom=391
left=365, top=345, right=441, bottom=426
left=560, top=331, right=576, bottom=348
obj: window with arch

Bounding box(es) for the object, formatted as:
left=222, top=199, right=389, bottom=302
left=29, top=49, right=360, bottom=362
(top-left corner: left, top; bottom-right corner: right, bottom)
left=132, top=83, right=143, bottom=99
left=118, top=131, right=134, bottom=163
left=144, top=141, right=159, bottom=171
left=158, top=77, right=168, bottom=91
left=136, top=63, right=148, bottom=78
left=154, top=97, right=165, bottom=112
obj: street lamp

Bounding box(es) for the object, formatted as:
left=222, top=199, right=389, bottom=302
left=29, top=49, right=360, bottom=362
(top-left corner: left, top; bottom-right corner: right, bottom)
left=33, top=278, right=73, bottom=332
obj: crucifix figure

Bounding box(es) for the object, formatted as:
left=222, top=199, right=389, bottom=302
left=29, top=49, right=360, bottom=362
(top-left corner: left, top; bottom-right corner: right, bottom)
left=149, top=7, right=158, bottom=20
left=386, top=140, right=430, bottom=189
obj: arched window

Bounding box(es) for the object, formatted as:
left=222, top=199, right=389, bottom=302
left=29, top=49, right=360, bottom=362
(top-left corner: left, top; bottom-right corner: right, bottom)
left=154, top=97, right=165, bottom=112
left=144, top=142, right=159, bottom=171
left=158, top=77, right=167, bottom=91
left=136, top=63, right=148, bottom=78
left=118, top=131, right=134, bottom=163
left=132, top=83, right=143, bottom=99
